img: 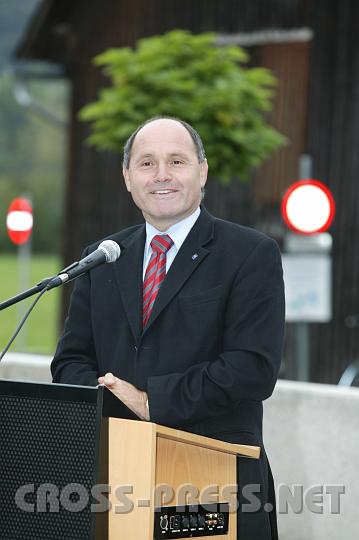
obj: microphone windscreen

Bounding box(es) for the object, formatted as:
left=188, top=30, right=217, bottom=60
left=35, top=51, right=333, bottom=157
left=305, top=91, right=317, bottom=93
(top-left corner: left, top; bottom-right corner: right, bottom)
left=98, top=240, right=121, bottom=263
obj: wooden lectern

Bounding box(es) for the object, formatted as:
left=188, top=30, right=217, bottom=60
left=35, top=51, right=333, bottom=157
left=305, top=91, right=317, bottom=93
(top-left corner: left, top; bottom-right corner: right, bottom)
left=0, top=380, right=259, bottom=540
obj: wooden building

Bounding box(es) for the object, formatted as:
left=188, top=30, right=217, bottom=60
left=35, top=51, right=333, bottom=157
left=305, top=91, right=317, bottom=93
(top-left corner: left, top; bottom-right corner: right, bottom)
left=15, top=0, right=359, bottom=384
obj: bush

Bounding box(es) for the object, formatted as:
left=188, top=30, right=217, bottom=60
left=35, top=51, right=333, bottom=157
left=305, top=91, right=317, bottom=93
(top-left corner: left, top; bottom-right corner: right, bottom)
left=80, top=30, right=286, bottom=183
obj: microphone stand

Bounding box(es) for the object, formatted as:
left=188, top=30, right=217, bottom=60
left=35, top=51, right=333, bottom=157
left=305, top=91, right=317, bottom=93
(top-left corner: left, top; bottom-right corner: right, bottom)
left=0, top=277, right=53, bottom=312
left=0, top=269, right=71, bottom=312
left=0, top=274, right=66, bottom=361
left=1, top=241, right=121, bottom=312
left=0, top=265, right=88, bottom=360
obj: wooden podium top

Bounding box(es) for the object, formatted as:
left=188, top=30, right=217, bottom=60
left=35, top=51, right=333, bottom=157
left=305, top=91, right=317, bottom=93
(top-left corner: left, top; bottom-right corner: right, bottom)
left=153, top=422, right=260, bottom=459
left=111, top=418, right=260, bottom=459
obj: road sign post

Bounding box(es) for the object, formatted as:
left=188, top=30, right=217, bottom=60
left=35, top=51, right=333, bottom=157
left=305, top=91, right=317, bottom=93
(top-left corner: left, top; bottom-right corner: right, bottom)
left=6, top=197, right=33, bottom=350
left=281, top=167, right=335, bottom=381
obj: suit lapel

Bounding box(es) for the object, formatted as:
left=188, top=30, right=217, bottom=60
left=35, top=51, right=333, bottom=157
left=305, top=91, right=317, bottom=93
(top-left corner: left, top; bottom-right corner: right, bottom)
left=112, top=225, right=145, bottom=344
left=143, top=207, right=215, bottom=333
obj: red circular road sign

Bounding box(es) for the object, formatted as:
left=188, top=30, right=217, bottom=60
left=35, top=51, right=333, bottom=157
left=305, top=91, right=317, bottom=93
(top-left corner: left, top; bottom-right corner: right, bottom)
left=281, top=179, right=335, bottom=235
left=6, top=198, right=33, bottom=245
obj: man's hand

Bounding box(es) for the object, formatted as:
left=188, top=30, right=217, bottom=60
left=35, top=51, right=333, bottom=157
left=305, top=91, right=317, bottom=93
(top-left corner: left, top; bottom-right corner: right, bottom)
left=98, top=372, right=149, bottom=421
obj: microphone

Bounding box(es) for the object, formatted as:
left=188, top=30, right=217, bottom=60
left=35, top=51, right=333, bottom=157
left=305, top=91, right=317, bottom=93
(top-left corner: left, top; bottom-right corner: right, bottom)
left=0, top=240, right=121, bottom=361
left=47, top=240, right=121, bottom=290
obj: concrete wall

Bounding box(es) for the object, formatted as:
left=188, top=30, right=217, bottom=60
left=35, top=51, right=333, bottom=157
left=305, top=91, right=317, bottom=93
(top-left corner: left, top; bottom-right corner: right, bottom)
left=0, top=354, right=357, bottom=539
left=0, top=352, right=52, bottom=383
left=264, top=380, right=359, bottom=540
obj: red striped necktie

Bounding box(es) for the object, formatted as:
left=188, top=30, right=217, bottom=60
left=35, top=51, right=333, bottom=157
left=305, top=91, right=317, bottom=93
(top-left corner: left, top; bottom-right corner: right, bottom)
left=143, top=234, right=174, bottom=327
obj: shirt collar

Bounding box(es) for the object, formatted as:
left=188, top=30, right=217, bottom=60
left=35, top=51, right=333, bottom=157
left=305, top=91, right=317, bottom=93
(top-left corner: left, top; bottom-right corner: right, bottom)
left=145, top=207, right=201, bottom=256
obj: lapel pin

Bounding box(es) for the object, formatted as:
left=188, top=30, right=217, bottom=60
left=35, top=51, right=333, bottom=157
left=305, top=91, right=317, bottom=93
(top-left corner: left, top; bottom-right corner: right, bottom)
left=192, top=253, right=199, bottom=260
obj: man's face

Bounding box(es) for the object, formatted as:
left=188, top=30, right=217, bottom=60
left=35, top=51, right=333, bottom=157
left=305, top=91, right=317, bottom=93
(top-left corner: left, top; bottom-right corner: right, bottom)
left=123, top=119, right=208, bottom=231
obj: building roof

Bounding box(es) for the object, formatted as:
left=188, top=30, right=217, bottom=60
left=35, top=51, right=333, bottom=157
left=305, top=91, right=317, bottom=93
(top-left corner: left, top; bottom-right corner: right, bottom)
left=15, top=0, right=74, bottom=63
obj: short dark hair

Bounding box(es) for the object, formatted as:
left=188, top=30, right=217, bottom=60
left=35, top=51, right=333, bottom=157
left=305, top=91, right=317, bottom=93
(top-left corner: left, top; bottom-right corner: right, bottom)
left=123, top=116, right=206, bottom=169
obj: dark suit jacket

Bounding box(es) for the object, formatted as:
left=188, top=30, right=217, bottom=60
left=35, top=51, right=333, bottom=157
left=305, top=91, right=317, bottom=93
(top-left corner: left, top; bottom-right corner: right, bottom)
left=52, top=207, right=285, bottom=539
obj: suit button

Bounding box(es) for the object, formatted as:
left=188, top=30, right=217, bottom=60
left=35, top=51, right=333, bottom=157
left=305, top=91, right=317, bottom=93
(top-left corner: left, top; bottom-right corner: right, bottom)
left=134, top=346, right=138, bottom=351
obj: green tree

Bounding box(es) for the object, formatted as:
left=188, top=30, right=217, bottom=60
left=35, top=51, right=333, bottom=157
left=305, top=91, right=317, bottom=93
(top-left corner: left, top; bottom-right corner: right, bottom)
left=80, top=30, right=285, bottom=183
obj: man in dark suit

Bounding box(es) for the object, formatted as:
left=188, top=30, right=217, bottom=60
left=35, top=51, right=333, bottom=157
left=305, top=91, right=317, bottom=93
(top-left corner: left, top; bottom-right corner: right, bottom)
left=51, top=116, right=285, bottom=539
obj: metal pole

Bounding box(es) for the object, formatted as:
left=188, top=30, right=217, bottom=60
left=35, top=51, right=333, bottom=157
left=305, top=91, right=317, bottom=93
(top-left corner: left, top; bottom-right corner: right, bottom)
left=16, top=239, right=31, bottom=350
left=16, top=194, right=32, bottom=351
left=295, top=154, right=312, bottom=381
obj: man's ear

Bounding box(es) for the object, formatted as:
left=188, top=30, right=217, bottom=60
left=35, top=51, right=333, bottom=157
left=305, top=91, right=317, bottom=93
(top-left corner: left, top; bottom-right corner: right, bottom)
left=200, top=160, right=208, bottom=188
left=123, top=167, right=131, bottom=192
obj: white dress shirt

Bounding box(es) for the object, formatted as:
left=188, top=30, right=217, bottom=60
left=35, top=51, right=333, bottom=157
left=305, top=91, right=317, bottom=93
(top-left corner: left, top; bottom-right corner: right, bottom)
left=143, top=207, right=201, bottom=280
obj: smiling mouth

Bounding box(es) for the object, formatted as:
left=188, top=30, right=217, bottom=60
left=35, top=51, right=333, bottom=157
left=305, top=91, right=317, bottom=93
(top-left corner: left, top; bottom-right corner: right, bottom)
left=150, top=189, right=178, bottom=194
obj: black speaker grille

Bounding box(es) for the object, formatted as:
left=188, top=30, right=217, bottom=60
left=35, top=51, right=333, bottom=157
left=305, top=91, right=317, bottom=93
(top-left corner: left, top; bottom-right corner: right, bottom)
left=0, top=394, right=98, bottom=540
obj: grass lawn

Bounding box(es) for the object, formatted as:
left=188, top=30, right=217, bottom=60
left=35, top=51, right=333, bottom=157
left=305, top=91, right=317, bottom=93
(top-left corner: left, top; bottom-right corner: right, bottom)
left=0, top=253, right=61, bottom=355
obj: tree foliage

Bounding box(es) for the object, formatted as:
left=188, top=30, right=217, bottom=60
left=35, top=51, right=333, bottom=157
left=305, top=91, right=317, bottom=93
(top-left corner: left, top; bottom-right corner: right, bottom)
left=80, top=30, right=286, bottom=182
